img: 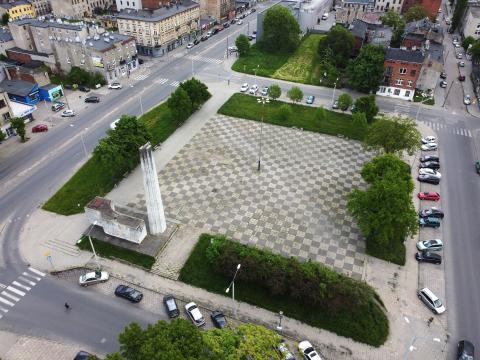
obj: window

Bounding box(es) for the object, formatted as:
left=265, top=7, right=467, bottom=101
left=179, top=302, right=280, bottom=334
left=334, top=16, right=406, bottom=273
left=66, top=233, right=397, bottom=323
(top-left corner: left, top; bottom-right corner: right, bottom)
left=395, top=79, right=403, bottom=85
left=405, top=90, right=411, bottom=97
left=410, top=69, right=416, bottom=76
left=394, top=89, right=400, bottom=95
left=3, top=112, right=10, bottom=121
left=0, top=100, right=6, bottom=109
left=399, top=67, right=407, bottom=74
left=407, top=80, right=413, bottom=87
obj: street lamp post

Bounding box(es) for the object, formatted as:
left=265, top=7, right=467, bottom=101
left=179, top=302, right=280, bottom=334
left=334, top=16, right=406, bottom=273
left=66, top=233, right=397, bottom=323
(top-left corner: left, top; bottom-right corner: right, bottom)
left=225, top=264, right=241, bottom=317
left=331, top=77, right=339, bottom=107
left=257, top=96, right=269, bottom=171
left=276, top=310, right=283, bottom=332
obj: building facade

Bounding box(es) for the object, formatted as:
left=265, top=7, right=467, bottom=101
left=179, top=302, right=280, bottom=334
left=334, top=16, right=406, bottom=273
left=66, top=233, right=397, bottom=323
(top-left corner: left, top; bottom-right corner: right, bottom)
left=0, top=28, right=14, bottom=56
left=460, top=7, right=480, bottom=39
left=29, top=0, right=52, bottom=16
left=374, top=0, right=404, bottom=13
left=0, top=88, right=14, bottom=138
left=50, top=0, right=114, bottom=18
left=0, top=1, right=36, bottom=21
left=199, top=0, right=235, bottom=20
left=377, top=48, right=424, bottom=101
left=117, top=1, right=200, bottom=57
left=336, top=0, right=375, bottom=24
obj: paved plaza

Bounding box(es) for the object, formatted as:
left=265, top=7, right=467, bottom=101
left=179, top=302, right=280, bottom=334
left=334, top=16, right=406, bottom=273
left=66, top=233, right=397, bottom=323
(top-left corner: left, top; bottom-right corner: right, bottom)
left=125, top=115, right=373, bottom=279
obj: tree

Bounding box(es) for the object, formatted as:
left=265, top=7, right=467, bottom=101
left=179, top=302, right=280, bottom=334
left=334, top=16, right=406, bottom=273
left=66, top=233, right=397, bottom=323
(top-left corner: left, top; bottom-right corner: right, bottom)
left=360, top=153, right=412, bottom=185
left=404, top=4, right=430, bottom=22
left=347, top=44, right=385, bottom=94
left=471, top=39, right=480, bottom=62
left=353, top=95, right=379, bottom=123
left=10, top=118, right=26, bottom=142
left=462, top=36, right=476, bottom=51
left=0, top=130, right=6, bottom=142
left=379, top=11, right=405, bottom=47
left=235, top=34, right=250, bottom=56
left=352, top=111, right=368, bottom=136
left=318, top=25, right=355, bottom=68
left=267, top=84, right=281, bottom=101
left=261, top=5, right=301, bottom=53
left=202, top=329, right=240, bottom=360
left=451, top=0, right=467, bottom=31
left=179, top=78, right=211, bottom=109
left=236, top=324, right=282, bottom=360
left=363, top=114, right=421, bottom=155
left=167, top=87, right=193, bottom=122
left=275, top=103, right=291, bottom=121
left=337, top=93, right=353, bottom=111
left=1, top=12, right=9, bottom=25
left=287, top=86, right=303, bottom=103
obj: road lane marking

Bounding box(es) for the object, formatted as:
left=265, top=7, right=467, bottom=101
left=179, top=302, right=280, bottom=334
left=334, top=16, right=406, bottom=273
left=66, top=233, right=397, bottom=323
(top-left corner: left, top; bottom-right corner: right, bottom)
left=0, top=283, right=6, bottom=289
left=12, top=281, right=31, bottom=291
left=6, top=286, right=25, bottom=296
left=28, top=267, right=46, bottom=277
left=0, top=296, right=14, bottom=307
left=0, top=306, right=8, bottom=312
left=22, top=272, right=41, bottom=281
left=18, top=276, right=36, bottom=286
left=1, top=291, right=19, bottom=302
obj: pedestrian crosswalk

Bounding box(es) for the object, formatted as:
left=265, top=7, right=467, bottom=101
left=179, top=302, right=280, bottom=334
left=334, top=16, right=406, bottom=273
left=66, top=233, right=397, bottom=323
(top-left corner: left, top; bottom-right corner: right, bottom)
left=0, top=267, right=46, bottom=319
left=169, top=81, right=180, bottom=87
left=132, top=73, right=149, bottom=81
left=172, top=53, right=223, bottom=64
left=420, top=120, right=472, bottom=137
left=155, top=78, right=169, bottom=85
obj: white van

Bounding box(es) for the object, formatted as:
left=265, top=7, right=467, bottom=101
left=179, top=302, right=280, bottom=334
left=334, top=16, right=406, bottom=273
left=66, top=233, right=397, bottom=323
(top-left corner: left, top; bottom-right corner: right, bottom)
left=110, top=118, right=121, bottom=130
left=321, top=12, right=329, bottom=20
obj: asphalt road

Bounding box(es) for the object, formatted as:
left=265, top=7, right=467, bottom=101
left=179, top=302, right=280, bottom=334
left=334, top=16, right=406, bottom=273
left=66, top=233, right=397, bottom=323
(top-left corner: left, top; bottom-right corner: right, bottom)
left=0, top=3, right=480, bottom=355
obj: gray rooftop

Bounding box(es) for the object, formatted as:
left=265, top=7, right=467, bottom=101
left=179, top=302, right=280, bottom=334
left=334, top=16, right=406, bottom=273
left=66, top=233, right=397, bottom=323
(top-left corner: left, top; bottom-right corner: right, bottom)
left=84, top=32, right=134, bottom=52
left=385, top=48, right=424, bottom=63
left=405, top=18, right=433, bottom=33
left=427, top=42, right=444, bottom=63
left=0, top=79, right=37, bottom=96
left=0, top=27, right=12, bottom=42
left=13, top=18, right=83, bottom=31
left=368, top=25, right=392, bottom=45
left=350, top=19, right=368, bottom=38
left=117, top=0, right=199, bottom=22
left=40, top=83, right=61, bottom=90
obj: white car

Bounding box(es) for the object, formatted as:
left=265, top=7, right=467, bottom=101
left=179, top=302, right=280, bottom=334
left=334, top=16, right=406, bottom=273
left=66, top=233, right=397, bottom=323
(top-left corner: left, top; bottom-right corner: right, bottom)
left=464, top=95, right=472, bottom=105
left=61, top=109, right=76, bottom=117
left=186, top=42, right=194, bottom=49
left=108, top=82, right=122, bottom=89
left=454, top=43, right=461, bottom=48
left=459, top=61, right=465, bottom=67
left=78, top=271, right=109, bottom=286
left=261, top=86, right=269, bottom=96
left=249, top=85, right=258, bottom=94
left=228, top=45, right=238, bottom=53
left=421, top=142, right=438, bottom=151
left=419, top=168, right=441, bottom=178
left=110, top=118, right=121, bottom=130
left=240, top=83, right=249, bottom=92
left=298, top=340, right=322, bottom=360
left=417, top=239, right=443, bottom=251
left=237, top=20, right=243, bottom=25
left=185, top=302, right=205, bottom=326
left=421, top=136, right=436, bottom=144
left=457, top=53, right=463, bottom=59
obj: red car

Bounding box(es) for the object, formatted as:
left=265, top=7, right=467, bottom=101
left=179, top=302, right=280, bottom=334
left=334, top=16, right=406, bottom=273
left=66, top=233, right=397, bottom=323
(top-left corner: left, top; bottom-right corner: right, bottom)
left=418, top=192, right=440, bottom=201
left=32, top=124, right=48, bottom=133
left=458, top=75, right=466, bottom=81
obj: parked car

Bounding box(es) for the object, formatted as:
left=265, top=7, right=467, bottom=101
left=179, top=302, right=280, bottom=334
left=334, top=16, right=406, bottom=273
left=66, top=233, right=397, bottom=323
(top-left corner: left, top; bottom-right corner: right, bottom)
left=419, top=216, right=441, bottom=228
left=418, top=192, right=440, bottom=201
left=457, top=340, right=475, bottom=360
left=421, top=142, right=438, bottom=151
left=230, top=19, right=236, bottom=24
left=440, top=72, right=447, bottom=79
left=277, top=340, right=296, bottom=360
left=298, top=340, right=322, bottom=360
left=110, top=118, right=121, bottom=130
left=421, top=135, right=436, bottom=144
left=459, top=75, right=466, bottom=81
left=306, top=95, right=315, bottom=104
left=63, top=84, right=73, bottom=90
left=211, top=310, right=228, bottom=329
left=108, top=82, right=122, bottom=89
left=237, top=20, right=243, bottom=25
left=249, top=84, right=258, bottom=94
left=193, top=39, right=200, bottom=45
left=78, top=85, right=90, bottom=92
left=416, top=239, right=443, bottom=251
left=114, top=285, right=143, bottom=303
left=61, top=109, right=76, bottom=117
left=419, top=161, right=440, bottom=170
left=248, top=35, right=254, bottom=41
left=163, top=295, right=180, bottom=318
left=419, top=207, right=444, bottom=219
left=457, top=53, right=463, bottom=59
left=185, top=302, right=205, bottom=326
left=415, top=251, right=442, bottom=264
left=419, top=168, right=441, bottom=178
left=440, top=80, right=447, bottom=88
left=418, top=174, right=440, bottom=185
left=85, top=96, right=100, bottom=103
left=186, top=42, right=194, bottom=49
left=475, top=161, right=480, bottom=174
left=420, top=155, right=439, bottom=163
left=51, top=102, right=66, bottom=112
left=464, top=95, right=472, bottom=105
left=417, top=287, right=446, bottom=314
left=74, top=351, right=93, bottom=360
left=240, top=83, right=249, bottom=92
left=223, top=22, right=230, bottom=28
left=78, top=271, right=109, bottom=286
left=206, top=30, right=213, bottom=37
left=332, top=100, right=339, bottom=109
left=32, top=124, right=48, bottom=133
left=459, top=61, right=465, bottom=67
left=200, top=35, right=208, bottom=41
left=261, top=86, right=269, bottom=96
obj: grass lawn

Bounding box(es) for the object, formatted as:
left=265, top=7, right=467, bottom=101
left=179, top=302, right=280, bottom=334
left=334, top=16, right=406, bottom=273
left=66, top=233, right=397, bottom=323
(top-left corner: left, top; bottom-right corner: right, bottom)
left=42, top=101, right=179, bottom=215
left=180, top=234, right=389, bottom=347
left=218, top=93, right=367, bottom=141
left=231, top=44, right=290, bottom=77
left=77, top=236, right=155, bottom=269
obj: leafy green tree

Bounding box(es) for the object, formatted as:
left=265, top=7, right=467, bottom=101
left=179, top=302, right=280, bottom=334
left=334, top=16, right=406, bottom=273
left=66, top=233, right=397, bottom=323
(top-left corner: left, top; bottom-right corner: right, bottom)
left=451, top=0, right=467, bottom=30
left=68, top=66, right=91, bottom=85
left=0, top=129, right=6, bottom=142
left=338, top=93, right=353, bottom=111
left=318, top=25, right=355, bottom=68
left=261, top=5, right=301, bottom=53
left=202, top=329, right=240, bottom=360
left=352, top=111, right=368, bottom=136
left=360, top=153, right=412, bottom=184
left=235, top=34, right=251, bottom=56
left=267, top=84, right=281, bottom=101
left=404, top=4, right=430, bottom=22
left=236, top=324, right=282, bottom=360
left=179, top=78, right=211, bottom=109
left=1, top=12, right=9, bottom=25
left=287, top=86, right=303, bottom=103
left=91, top=71, right=107, bottom=86
left=167, top=87, right=193, bottom=122
left=363, top=114, right=421, bottom=155
left=10, top=118, right=26, bottom=142
left=275, top=103, right=291, bottom=121
left=463, top=36, right=476, bottom=51
left=347, top=44, right=385, bottom=94
left=353, top=95, right=379, bottom=123
left=379, top=11, right=405, bottom=47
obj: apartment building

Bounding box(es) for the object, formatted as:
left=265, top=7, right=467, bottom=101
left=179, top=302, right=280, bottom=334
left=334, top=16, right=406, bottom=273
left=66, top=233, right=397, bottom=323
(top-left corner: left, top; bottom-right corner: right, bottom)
left=460, top=7, right=480, bottom=39
left=0, top=88, right=14, bottom=138
left=117, top=1, right=200, bottom=57
left=29, top=0, right=52, bottom=16
left=374, top=0, right=403, bottom=13
left=336, top=0, right=375, bottom=25
left=50, top=0, right=114, bottom=18
left=199, top=0, right=235, bottom=20
left=0, top=1, right=36, bottom=21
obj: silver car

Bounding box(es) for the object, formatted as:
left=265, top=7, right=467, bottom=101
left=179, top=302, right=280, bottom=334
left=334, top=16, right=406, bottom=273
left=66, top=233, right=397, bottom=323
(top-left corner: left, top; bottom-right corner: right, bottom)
left=78, top=271, right=109, bottom=286
left=417, top=287, right=446, bottom=314
left=416, top=239, right=443, bottom=251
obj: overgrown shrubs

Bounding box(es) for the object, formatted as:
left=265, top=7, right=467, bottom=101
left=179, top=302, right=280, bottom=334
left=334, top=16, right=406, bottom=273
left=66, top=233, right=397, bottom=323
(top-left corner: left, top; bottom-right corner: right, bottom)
left=50, top=66, right=107, bottom=88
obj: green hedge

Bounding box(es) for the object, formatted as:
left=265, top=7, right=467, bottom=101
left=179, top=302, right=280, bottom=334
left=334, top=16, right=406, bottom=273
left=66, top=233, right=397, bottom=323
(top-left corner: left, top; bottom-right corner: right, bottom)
left=180, top=234, right=389, bottom=347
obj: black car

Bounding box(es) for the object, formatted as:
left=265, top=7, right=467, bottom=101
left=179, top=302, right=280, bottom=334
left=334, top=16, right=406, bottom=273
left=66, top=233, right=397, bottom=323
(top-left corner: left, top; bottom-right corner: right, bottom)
left=74, top=351, right=94, bottom=360
left=457, top=340, right=474, bottom=360
left=115, top=285, right=143, bottom=303
left=240, top=13, right=246, bottom=19
left=193, top=39, right=200, bottom=45
left=78, top=85, right=90, bottom=92
left=230, top=19, right=236, bottom=24
left=223, top=22, right=230, bottom=28
left=251, top=8, right=256, bottom=12
left=248, top=35, right=253, bottom=41
left=419, top=207, right=444, bottom=219
left=64, top=84, right=73, bottom=90
left=420, top=155, right=439, bottom=163
left=418, top=174, right=440, bottom=184
left=138, top=58, right=144, bottom=64
left=415, top=251, right=442, bottom=264
left=211, top=28, right=219, bottom=35
left=85, top=96, right=100, bottom=103
left=200, top=35, right=208, bottom=41
left=211, top=310, right=228, bottom=329
left=163, top=295, right=180, bottom=318
left=440, top=72, right=447, bottom=79
left=419, top=161, right=440, bottom=170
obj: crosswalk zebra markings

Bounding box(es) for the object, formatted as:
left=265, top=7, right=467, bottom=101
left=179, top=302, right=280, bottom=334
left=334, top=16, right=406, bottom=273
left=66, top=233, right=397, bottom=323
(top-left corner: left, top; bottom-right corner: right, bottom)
left=28, top=267, right=45, bottom=277
left=0, top=296, right=14, bottom=307
left=156, top=78, right=168, bottom=84
left=0, top=306, right=8, bottom=313
left=170, top=81, right=180, bottom=87
left=18, top=276, right=36, bottom=286
left=7, top=286, right=25, bottom=296
left=1, top=291, right=19, bottom=302
left=0, top=283, right=6, bottom=289
left=22, top=272, right=41, bottom=281
left=12, top=281, right=30, bottom=291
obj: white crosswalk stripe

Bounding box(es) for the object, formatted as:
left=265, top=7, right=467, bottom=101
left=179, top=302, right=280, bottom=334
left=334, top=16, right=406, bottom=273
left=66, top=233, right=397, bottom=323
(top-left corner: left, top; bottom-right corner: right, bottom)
left=0, top=283, right=6, bottom=289
left=12, top=281, right=31, bottom=291
left=169, top=81, right=180, bottom=87
left=18, top=276, right=36, bottom=286
left=22, top=272, right=41, bottom=281
left=0, top=296, right=15, bottom=307
left=28, top=267, right=45, bottom=277
left=1, top=291, right=19, bottom=302
left=155, top=78, right=169, bottom=85
left=133, top=74, right=149, bottom=81
left=7, top=286, right=25, bottom=296
left=0, top=306, right=8, bottom=313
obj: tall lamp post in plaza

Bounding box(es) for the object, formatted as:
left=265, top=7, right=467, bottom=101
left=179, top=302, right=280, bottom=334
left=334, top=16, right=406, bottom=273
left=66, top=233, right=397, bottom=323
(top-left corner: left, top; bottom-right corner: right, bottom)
left=257, top=96, right=269, bottom=171
left=331, top=77, right=339, bottom=107
left=225, top=263, right=241, bottom=317
left=276, top=311, right=283, bottom=332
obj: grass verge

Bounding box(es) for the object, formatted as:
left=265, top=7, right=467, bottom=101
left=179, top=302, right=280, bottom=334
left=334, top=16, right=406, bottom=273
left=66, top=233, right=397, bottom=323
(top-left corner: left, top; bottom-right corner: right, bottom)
left=77, top=235, right=155, bottom=269
left=180, top=234, right=389, bottom=347
left=218, top=93, right=367, bottom=140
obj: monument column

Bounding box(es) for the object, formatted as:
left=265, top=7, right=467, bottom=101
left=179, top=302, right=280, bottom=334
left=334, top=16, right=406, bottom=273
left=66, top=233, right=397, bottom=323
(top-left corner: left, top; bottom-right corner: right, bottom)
left=139, top=142, right=167, bottom=234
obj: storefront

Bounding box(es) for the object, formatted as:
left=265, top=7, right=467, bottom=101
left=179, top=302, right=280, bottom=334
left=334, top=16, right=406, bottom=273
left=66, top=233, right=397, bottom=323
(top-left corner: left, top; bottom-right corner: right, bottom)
left=39, top=84, right=64, bottom=102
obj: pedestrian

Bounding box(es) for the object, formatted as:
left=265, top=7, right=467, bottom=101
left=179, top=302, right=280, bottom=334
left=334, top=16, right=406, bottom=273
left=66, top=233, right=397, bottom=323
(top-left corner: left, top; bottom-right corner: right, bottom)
left=64, top=302, right=70, bottom=310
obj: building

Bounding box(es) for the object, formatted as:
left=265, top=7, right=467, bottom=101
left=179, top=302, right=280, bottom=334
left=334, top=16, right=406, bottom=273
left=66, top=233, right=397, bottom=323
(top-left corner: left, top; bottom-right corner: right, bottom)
left=0, top=28, right=14, bottom=56
left=117, top=1, right=200, bottom=57
left=416, top=41, right=443, bottom=93
left=199, top=0, right=236, bottom=20
left=367, top=23, right=392, bottom=46
left=336, top=0, right=375, bottom=25
left=0, top=1, right=36, bottom=21
left=460, top=7, right=480, bottom=39
left=29, top=0, right=52, bottom=16
left=0, top=88, right=14, bottom=137
left=377, top=48, right=424, bottom=100
left=3, top=59, right=52, bottom=86
left=50, top=0, right=114, bottom=18
left=401, top=0, right=441, bottom=18
left=0, top=78, right=40, bottom=104
left=38, top=83, right=64, bottom=101
left=349, top=19, right=368, bottom=51
left=402, top=17, right=443, bottom=48
left=374, top=0, right=404, bottom=13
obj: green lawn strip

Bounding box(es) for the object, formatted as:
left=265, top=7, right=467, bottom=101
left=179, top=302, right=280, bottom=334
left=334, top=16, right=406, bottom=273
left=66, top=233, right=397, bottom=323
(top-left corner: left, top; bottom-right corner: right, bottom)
left=77, top=235, right=155, bottom=269
left=366, top=237, right=406, bottom=265
left=180, top=234, right=389, bottom=347
left=231, top=44, right=290, bottom=77
left=218, top=93, right=366, bottom=141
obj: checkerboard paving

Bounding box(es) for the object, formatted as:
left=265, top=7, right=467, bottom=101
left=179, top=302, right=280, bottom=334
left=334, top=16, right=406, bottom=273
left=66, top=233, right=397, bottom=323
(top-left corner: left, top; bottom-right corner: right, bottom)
left=132, top=115, right=373, bottom=279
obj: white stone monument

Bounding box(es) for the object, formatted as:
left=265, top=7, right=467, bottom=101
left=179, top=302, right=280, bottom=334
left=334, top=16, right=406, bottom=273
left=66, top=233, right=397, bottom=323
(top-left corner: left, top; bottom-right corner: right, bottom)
left=139, top=142, right=167, bottom=234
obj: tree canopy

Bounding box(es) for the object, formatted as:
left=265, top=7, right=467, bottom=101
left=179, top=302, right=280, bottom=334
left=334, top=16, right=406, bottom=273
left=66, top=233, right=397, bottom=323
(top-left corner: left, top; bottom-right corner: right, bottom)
left=338, top=93, right=353, bottom=111
left=267, top=84, right=281, bottom=101
left=260, top=5, right=301, bottom=53
left=379, top=11, right=405, bottom=47
left=318, top=25, right=355, bottom=68
left=167, top=87, right=193, bottom=123
left=235, top=34, right=251, bottom=57
left=10, top=118, right=26, bottom=143
left=287, top=86, right=303, bottom=103
left=462, top=36, right=476, bottom=51
left=179, top=77, right=211, bottom=110
left=347, top=45, right=385, bottom=94
left=404, top=4, right=430, bottom=22
left=451, top=0, right=467, bottom=30
left=353, top=95, right=379, bottom=123
left=471, top=39, right=480, bottom=62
